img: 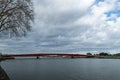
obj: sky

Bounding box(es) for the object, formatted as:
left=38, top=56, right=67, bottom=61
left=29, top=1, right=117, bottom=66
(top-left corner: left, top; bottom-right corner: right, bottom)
left=1, top=0, right=120, bottom=54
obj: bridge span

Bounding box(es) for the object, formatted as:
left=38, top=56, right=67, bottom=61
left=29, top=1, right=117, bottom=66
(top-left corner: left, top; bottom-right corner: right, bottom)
left=2, top=53, right=95, bottom=58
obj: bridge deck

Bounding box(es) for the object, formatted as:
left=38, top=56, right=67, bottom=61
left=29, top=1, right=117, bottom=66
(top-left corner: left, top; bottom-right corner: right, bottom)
left=2, top=53, right=95, bottom=57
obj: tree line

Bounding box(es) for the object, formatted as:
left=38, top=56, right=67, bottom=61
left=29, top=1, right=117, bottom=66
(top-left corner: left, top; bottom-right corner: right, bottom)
left=86, top=52, right=120, bottom=56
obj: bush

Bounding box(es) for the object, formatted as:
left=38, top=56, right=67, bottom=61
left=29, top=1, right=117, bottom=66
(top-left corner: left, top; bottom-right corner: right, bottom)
left=86, top=52, right=92, bottom=55
left=114, top=53, right=120, bottom=56
left=99, top=52, right=109, bottom=56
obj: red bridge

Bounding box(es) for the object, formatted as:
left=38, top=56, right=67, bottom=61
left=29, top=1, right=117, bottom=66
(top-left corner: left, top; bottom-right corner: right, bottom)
left=2, top=53, right=95, bottom=58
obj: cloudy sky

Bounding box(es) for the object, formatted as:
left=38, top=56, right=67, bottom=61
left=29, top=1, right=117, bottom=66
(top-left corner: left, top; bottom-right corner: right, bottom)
left=1, top=0, right=120, bottom=54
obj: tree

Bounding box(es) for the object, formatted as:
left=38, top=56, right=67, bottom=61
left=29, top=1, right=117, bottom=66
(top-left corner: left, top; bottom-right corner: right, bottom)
left=99, top=52, right=109, bottom=56
left=0, top=0, right=34, bottom=37
left=86, top=52, right=92, bottom=55
left=114, top=53, right=120, bottom=56
left=0, top=52, right=2, bottom=60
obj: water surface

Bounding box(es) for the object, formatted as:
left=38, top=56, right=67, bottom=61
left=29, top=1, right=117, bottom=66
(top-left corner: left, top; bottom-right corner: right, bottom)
left=1, top=58, right=120, bottom=80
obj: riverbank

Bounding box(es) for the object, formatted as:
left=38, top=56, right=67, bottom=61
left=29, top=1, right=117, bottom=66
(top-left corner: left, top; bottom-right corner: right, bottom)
left=0, top=56, right=15, bottom=61
left=0, top=66, right=10, bottom=80
left=96, top=56, right=120, bottom=59
left=1, top=55, right=120, bottom=60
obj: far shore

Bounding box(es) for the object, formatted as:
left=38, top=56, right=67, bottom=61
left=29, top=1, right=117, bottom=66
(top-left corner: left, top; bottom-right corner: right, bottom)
left=1, top=55, right=120, bottom=61
left=95, top=56, right=120, bottom=59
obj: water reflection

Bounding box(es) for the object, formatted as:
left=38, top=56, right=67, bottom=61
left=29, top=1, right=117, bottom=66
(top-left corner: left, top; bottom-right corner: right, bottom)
left=0, top=64, right=10, bottom=80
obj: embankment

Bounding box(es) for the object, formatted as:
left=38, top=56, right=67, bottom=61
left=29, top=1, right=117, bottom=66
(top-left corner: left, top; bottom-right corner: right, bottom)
left=0, top=66, right=10, bottom=80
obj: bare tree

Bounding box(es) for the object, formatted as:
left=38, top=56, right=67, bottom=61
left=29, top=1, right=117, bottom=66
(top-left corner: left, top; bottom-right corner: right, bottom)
left=0, top=0, right=34, bottom=37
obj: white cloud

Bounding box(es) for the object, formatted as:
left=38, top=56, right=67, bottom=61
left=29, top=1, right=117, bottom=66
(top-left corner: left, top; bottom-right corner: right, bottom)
left=91, top=0, right=117, bottom=15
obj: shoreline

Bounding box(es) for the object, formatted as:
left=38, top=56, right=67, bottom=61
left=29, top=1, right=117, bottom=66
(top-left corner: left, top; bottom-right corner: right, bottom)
left=0, top=66, right=10, bottom=80
left=96, top=56, right=120, bottom=59
left=1, top=55, right=120, bottom=60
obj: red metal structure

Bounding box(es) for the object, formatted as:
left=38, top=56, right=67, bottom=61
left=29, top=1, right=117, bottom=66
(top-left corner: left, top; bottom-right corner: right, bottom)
left=2, top=53, right=95, bottom=58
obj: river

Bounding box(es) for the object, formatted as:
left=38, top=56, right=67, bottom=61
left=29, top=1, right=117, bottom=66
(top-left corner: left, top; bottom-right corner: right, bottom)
left=1, top=58, right=120, bottom=80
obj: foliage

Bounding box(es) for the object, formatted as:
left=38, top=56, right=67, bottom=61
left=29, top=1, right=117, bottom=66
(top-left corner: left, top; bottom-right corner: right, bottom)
left=86, top=52, right=92, bottom=55
left=114, top=53, right=120, bottom=56
left=99, top=52, right=109, bottom=56
left=0, top=0, right=34, bottom=37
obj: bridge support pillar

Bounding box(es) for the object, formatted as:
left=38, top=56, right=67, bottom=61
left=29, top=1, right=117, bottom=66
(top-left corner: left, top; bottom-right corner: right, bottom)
left=71, top=56, right=74, bottom=58
left=36, top=56, right=39, bottom=59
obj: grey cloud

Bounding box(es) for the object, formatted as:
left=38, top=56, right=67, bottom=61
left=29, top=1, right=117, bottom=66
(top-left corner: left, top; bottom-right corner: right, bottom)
left=42, top=11, right=85, bottom=25
left=1, top=0, right=120, bottom=54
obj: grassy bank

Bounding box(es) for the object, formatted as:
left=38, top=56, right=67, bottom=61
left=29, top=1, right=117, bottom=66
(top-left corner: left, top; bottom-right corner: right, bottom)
left=0, top=56, right=15, bottom=61
left=0, top=66, right=10, bottom=80
left=96, top=56, right=120, bottom=59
